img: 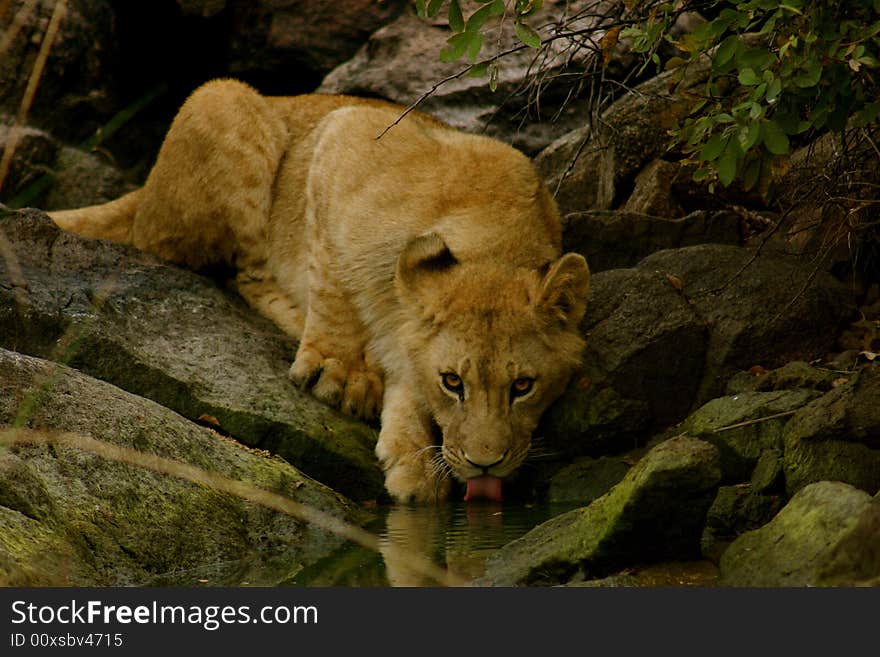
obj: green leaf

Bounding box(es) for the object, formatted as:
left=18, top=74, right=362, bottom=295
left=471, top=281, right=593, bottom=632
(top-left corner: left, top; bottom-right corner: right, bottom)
left=692, top=167, right=713, bottom=183
left=416, top=0, right=427, bottom=19
left=793, top=55, right=822, bottom=88
left=761, top=120, right=790, bottom=155
left=515, top=0, right=543, bottom=16
left=738, top=68, right=760, bottom=85
left=466, top=31, right=485, bottom=62
left=488, top=61, right=499, bottom=92
left=448, top=0, right=464, bottom=32
left=466, top=2, right=500, bottom=33
left=440, top=32, right=471, bottom=62
left=742, top=122, right=762, bottom=149
left=427, top=0, right=445, bottom=18
left=739, top=48, right=774, bottom=71
left=742, top=157, right=761, bottom=191
left=853, top=101, right=880, bottom=127
left=700, top=134, right=726, bottom=161
left=714, top=35, right=740, bottom=69
left=717, top=139, right=740, bottom=187
left=515, top=20, right=542, bottom=49
left=765, top=77, right=782, bottom=102
left=467, top=62, right=489, bottom=78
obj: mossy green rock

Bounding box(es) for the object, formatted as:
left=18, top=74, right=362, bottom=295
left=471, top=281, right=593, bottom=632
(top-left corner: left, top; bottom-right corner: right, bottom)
left=719, top=481, right=876, bottom=586
left=683, top=389, right=819, bottom=481
left=0, top=348, right=370, bottom=586
left=480, top=436, right=721, bottom=585
left=547, top=455, right=632, bottom=504
left=782, top=365, right=880, bottom=496
left=0, top=209, right=382, bottom=499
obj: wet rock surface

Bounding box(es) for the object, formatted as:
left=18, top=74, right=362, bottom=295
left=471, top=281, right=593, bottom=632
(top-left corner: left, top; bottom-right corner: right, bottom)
left=0, top=349, right=368, bottom=586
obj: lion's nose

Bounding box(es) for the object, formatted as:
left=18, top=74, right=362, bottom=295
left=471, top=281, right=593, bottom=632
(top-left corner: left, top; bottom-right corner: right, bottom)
left=464, top=451, right=507, bottom=472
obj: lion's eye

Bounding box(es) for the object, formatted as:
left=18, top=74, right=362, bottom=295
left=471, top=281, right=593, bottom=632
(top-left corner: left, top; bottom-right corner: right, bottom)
left=441, top=372, right=464, bottom=397
left=511, top=377, right=535, bottom=399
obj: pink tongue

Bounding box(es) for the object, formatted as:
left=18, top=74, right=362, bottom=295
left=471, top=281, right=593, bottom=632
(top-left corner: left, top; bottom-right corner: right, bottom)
left=464, top=475, right=503, bottom=502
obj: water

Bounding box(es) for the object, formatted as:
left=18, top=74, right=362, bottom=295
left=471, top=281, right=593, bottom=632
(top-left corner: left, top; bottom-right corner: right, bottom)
left=287, top=501, right=578, bottom=586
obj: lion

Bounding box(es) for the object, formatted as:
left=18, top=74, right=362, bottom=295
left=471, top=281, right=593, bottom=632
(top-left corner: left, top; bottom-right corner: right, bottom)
left=49, top=79, right=590, bottom=503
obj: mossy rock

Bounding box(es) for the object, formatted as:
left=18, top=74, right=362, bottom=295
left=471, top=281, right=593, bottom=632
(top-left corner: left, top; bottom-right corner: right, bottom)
left=0, top=349, right=370, bottom=586
left=480, top=436, right=721, bottom=586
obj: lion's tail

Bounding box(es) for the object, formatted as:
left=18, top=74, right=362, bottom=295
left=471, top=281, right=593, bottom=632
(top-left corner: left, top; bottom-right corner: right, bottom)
left=49, top=188, right=142, bottom=245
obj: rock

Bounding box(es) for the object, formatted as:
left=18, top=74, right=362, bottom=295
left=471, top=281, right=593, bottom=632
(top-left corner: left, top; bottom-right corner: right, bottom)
left=702, top=483, right=783, bottom=561
left=782, top=364, right=880, bottom=496
left=534, top=55, right=712, bottom=214
left=637, top=244, right=856, bottom=404
left=176, top=0, right=226, bottom=17
left=816, top=494, right=880, bottom=587
left=622, top=159, right=686, bottom=218
left=562, top=209, right=741, bottom=273
left=682, top=389, right=820, bottom=482
left=480, top=436, right=721, bottom=585
left=540, top=267, right=705, bottom=458
left=0, top=348, right=369, bottom=586
left=0, top=120, right=59, bottom=201
left=0, top=208, right=383, bottom=500
left=546, top=454, right=632, bottom=504
left=719, top=481, right=876, bottom=586
left=225, top=0, right=409, bottom=90
left=318, top=4, right=608, bottom=155
left=749, top=447, right=785, bottom=493
left=0, top=0, right=122, bottom=145
left=43, top=146, right=137, bottom=210
left=726, top=360, right=841, bottom=395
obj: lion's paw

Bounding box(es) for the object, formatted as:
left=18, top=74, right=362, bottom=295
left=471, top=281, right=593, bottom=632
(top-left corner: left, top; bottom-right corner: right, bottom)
left=289, top=346, right=383, bottom=421
left=380, top=450, right=451, bottom=504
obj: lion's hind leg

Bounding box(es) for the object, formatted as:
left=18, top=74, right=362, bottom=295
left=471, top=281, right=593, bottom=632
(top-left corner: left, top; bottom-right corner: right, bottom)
left=130, top=79, right=288, bottom=271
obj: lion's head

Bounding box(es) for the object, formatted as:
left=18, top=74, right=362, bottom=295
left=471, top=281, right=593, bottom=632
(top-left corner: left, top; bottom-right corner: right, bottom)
left=395, top=233, right=590, bottom=501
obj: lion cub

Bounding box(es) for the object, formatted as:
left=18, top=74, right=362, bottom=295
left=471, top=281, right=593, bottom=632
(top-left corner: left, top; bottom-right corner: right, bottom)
left=50, top=79, right=590, bottom=503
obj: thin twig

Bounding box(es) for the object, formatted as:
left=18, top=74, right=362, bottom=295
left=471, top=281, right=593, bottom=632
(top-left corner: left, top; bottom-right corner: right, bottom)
left=713, top=410, right=797, bottom=433
left=0, top=0, right=37, bottom=57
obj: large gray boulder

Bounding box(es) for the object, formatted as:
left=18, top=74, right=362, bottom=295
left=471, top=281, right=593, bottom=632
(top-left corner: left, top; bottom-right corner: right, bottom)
left=318, top=4, right=607, bottom=155
left=480, top=436, right=721, bottom=585
left=539, top=267, right=705, bottom=459
left=0, top=348, right=368, bottom=586
left=221, top=0, right=409, bottom=87
left=541, top=243, right=853, bottom=462
left=636, top=244, right=855, bottom=405
left=562, top=209, right=741, bottom=274
left=719, top=481, right=878, bottom=586
left=0, top=208, right=383, bottom=500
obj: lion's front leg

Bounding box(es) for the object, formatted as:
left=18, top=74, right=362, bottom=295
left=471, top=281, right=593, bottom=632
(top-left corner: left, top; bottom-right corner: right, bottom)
left=375, top=380, right=451, bottom=503
left=288, top=260, right=383, bottom=421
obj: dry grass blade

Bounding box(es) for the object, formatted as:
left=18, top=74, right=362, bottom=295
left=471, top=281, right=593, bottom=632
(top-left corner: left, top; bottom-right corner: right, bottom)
left=0, top=0, right=37, bottom=57
left=0, top=0, right=67, bottom=193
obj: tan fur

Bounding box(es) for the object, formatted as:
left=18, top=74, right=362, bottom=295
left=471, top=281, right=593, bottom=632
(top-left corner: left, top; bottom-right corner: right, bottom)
left=50, top=79, right=590, bottom=502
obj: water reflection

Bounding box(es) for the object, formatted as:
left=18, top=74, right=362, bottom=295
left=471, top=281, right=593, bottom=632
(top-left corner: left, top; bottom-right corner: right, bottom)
left=288, top=501, right=576, bottom=586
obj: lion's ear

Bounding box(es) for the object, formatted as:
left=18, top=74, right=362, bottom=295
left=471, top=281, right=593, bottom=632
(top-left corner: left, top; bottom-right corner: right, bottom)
left=396, top=232, right=458, bottom=302
left=537, top=253, right=590, bottom=328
